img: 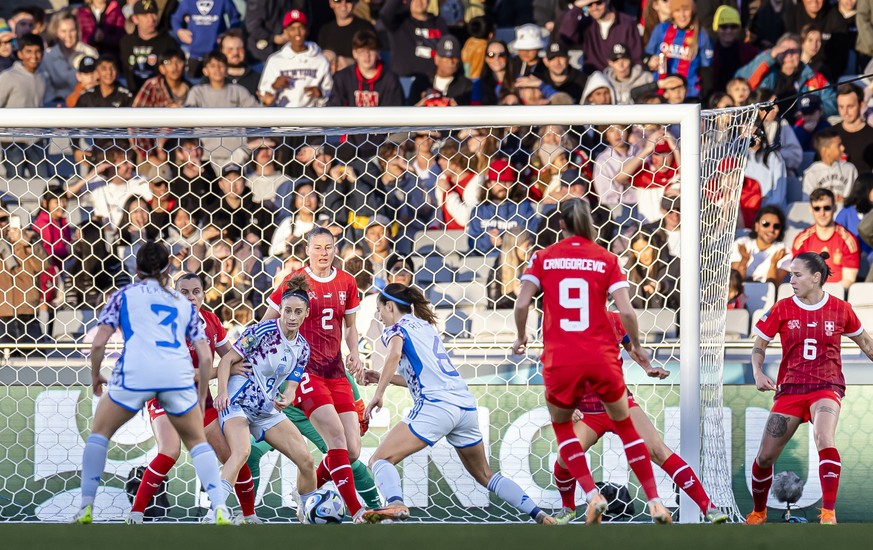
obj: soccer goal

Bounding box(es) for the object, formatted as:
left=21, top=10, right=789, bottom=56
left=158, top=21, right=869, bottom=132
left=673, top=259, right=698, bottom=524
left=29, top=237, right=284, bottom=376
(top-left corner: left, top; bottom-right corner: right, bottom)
left=0, top=104, right=757, bottom=523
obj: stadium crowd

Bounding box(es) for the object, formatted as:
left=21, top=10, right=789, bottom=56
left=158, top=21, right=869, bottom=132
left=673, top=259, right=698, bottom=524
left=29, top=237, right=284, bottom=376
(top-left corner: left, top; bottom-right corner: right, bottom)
left=1, top=0, right=873, bottom=350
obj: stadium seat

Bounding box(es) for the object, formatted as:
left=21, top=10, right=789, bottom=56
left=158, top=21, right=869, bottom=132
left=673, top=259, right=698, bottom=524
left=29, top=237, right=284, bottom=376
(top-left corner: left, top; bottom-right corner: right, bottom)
left=52, top=309, right=83, bottom=341
left=435, top=309, right=472, bottom=339
left=414, top=229, right=469, bottom=256
left=470, top=309, right=539, bottom=343
left=782, top=227, right=802, bottom=250
left=853, top=309, right=873, bottom=335
left=724, top=309, right=751, bottom=339
left=847, top=282, right=873, bottom=308
left=1, top=177, right=51, bottom=210
left=777, top=282, right=845, bottom=301
left=744, top=282, right=775, bottom=314
left=786, top=202, right=813, bottom=229
left=427, top=281, right=488, bottom=308
left=634, top=309, right=678, bottom=342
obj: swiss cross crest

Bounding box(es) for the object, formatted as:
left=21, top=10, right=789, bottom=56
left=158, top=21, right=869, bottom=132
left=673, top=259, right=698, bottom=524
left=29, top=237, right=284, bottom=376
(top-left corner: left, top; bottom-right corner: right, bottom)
left=196, top=0, right=213, bottom=15
left=339, top=291, right=347, bottom=305
left=825, top=321, right=835, bottom=336
left=787, top=320, right=801, bottom=330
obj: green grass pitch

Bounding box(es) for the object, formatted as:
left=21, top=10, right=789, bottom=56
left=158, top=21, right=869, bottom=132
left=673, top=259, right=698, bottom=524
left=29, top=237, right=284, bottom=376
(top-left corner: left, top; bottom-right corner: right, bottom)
left=1, top=524, right=872, bottom=550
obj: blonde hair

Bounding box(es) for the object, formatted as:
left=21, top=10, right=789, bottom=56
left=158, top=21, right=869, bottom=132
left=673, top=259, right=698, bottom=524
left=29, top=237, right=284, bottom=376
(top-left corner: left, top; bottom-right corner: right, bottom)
left=560, top=199, right=596, bottom=241
left=498, top=227, right=533, bottom=297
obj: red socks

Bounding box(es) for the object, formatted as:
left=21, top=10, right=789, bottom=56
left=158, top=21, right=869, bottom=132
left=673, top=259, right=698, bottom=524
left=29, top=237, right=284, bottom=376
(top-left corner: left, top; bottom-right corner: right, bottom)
left=661, top=453, right=711, bottom=512
left=316, top=459, right=331, bottom=488
left=818, top=447, right=841, bottom=510
left=751, top=460, right=773, bottom=513
left=235, top=464, right=256, bottom=517
left=551, top=421, right=596, bottom=498
left=611, top=416, right=659, bottom=500
left=132, top=453, right=176, bottom=513
left=325, top=449, right=361, bottom=516
left=553, top=459, right=579, bottom=510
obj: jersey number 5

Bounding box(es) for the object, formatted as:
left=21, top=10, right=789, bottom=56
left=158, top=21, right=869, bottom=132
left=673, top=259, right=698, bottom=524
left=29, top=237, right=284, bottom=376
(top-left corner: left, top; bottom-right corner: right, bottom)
left=151, top=305, right=181, bottom=349
left=559, top=278, right=589, bottom=332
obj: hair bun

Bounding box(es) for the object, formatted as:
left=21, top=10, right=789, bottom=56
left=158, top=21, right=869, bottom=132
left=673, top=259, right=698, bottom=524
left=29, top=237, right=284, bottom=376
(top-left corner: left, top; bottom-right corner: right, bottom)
left=819, top=251, right=831, bottom=261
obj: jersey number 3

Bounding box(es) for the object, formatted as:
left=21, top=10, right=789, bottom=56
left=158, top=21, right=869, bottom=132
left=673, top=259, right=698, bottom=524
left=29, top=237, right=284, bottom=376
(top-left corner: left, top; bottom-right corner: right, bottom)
left=559, top=278, right=589, bottom=332
left=151, top=305, right=181, bottom=349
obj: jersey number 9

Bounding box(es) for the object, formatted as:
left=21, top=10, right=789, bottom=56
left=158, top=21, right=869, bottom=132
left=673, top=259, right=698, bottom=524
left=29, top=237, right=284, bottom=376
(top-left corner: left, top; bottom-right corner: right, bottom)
left=559, top=278, right=589, bottom=332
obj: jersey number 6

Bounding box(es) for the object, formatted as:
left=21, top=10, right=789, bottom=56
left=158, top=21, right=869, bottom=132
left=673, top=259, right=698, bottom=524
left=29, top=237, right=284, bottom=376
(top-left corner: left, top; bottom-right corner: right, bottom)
left=559, top=278, right=589, bottom=332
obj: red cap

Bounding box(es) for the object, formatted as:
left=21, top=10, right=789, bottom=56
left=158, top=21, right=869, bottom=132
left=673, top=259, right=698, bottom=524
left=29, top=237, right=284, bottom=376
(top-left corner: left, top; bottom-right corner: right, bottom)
left=283, top=9, right=307, bottom=28
left=654, top=141, right=673, bottom=154
left=487, top=159, right=516, bottom=182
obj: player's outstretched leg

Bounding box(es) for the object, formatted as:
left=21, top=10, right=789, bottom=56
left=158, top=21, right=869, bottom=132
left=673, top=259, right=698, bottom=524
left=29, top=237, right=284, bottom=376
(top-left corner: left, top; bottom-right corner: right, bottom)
left=810, top=397, right=843, bottom=525
left=128, top=412, right=181, bottom=524
left=363, top=422, right=431, bottom=524
left=309, top=407, right=364, bottom=520
left=747, top=412, right=802, bottom=525
left=553, top=459, right=577, bottom=524
left=551, top=419, right=606, bottom=524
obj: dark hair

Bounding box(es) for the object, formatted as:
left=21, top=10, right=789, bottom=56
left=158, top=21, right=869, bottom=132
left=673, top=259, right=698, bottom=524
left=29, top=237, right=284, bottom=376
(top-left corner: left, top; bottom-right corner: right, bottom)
left=812, top=127, right=840, bottom=153
left=218, top=27, right=245, bottom=49
left=467, top=16, right=494, bottom=40
left=837, top=83, right=864, bottom=103
left=707, top=92, right=732, bottom=109
left=202, top=50, right=228, bottom=67
left=136, top=240, right=170, bottom=279
left=794, top=251, right=832, bottom=285
left=748, top=87, right=774, bottom=105
left=177, top=271, right=207, bottom=292
left=40, top=185, right=66, bottom=208
left=748, top=205, right=786, bottom=241
left=560, top=198, right=595, bottom=241
left=306, top=226, right=335, bottom=244
left=809, top=187, right=835, bottom=204
left=844, top=173, right=873, bottom=215
left=343, top=254, right=373, bottom=291
left=377, top=283, right=438, bottom=325
left=159, top=49, right=186, bottom=64
left=281, top=273, right=311, bottom=306
left=16, top=33, right=44, bottom=52
left=352, top=29, right=379, bottom=51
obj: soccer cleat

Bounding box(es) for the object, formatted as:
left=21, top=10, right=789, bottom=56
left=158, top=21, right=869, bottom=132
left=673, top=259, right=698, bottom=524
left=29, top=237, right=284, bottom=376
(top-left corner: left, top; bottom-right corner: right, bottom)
left=648, top=500, right=672, bottom=524
left=214, top=506, right=233, bottom=526
left=362, top=502, right=410, bottom=524
left=705, top=507, right=729, bottom=524
left=818, top=508, right=837, bottom=525
left=745, top=510, right=767, bottom=525
left=553, top=507, right=576, bottom=525
left=125, top=511, right=144, bottom=525
left=535, top=511, right=557, bottom=525
left=586, top=493, right=608, bottom=525
left=292, top=491, right=307, bottom=524
left=233, top=514, right=264, bottom=525
left=72, top=505, right=92, bottom=525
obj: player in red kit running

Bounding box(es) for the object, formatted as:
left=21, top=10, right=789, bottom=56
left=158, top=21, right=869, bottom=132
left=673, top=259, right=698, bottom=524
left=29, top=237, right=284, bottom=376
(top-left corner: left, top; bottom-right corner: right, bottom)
left=552, top=312, right=729, bottom=525
left=513, top=199, right=672, bottom=524
left=263, top=227, right=365, bottom=521
left=747, top=251, right=873, bottom=525
left=127, top=273, right=260, bottom=524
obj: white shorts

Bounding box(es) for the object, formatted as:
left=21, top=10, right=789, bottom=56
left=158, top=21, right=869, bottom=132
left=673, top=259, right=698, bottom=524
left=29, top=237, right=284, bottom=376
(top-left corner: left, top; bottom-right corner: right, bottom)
left=404, top=400, right=482, bottom=449
left=107, top=386, right=198, bottom=416
left=218, top=402, right=287, bottom=442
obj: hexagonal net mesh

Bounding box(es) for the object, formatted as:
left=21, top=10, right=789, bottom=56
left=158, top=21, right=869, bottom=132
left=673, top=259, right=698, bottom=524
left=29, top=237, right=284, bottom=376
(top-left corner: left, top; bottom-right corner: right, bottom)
left=0, top=105, right=758, bottom=523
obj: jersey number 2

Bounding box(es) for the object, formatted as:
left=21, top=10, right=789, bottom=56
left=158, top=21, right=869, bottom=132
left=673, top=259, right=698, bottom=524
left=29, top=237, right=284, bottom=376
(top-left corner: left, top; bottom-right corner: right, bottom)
left=559, top=278, right=589, bottom=332
left=321, top=308, right=334, bottom=330
left=151, top=305, right=181, bottom=349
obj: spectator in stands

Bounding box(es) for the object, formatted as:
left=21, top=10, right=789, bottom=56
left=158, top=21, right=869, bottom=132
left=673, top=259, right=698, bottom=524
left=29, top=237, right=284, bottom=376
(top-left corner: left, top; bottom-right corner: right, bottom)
left=507, top=23, right=547, bottom=78
left=120, top=0, right=180, bottom=94
left=7, top=7, right=39, bottom=39
left=170, top=0, right=241, bottom=71
left=168, top=138, right=218, bottom=220
left=380, top=0, right=448, bottom=85
left=319, top=0, right=376, bottom=71
left=406, top=130, right=441, bottom=192
left=0, top=33, right=49, bottom=178
left=802, top=127, right=858, bottom=203
left=625, top=227, right=680, bottom=310
left=89, top=145, right=152, bottom=229
left=793, top=187, right=860, bottom=288
left=244, top=0, right=292, bottom=63
left=539, top=41, right=587, bottom=104
left=799, top=24, right=828, bottom=80
left=132, top=49, right=189, bottom=108
left=604, top=43, right=652, bottom=105
left=711, top=6, right=759, bottom=95
left=408, top=35, right=473, bottom=106
left=616, top=126, right=679, bottom=223
left=726, top=76, right=751, bottom=105
left=783, top=0, right=830, bottom=35
left=435, top=145, right=482, bottom=230
left=116, top=195, right=160, bottom=284
left=204, top=164, right=275, bottom=255
left=467, top=159, right=538, bottom=255
left=460, top=15, right=493, bottom=81
left=203, top=238, right=252, bottom=322
left=792, top=94, right=831, bottom=152
left=833, top=84, right=873, bottom=173
left=559, top=0, right=642, bottom=74
left=645, top=0, right=714, bottom=101
left=269, top=180, right=328, bottom=258
left=749, top=88, right=804, bottom=178
left=41, top=10, right=99, bottom=105
left=736, top=33, right=835, bottom=121
left=593, top=124, right=643, bottom=243
left=534, top=168, right=588, bottom=249
left=750, top=0, right=787, bottom=49
left=642, top=0, right=675, bottom=46
left=637, top=192, right=681, bottom=258
left=478, top=40, right=516, bottom=105
left=75, top=54, right=133, bottom=107
left=69, top=214, right=121, bottom=307
left=0, top=204, right=46, bottom=352
left=580, top=71, right=616, bottom=105
left=0, top=19, right=15, bottom=73
left=363, top=218, right=393, bottom=288
left=147, top=176, right=177, bottom=231
left=245, top=138, right=289, bottom=207
left=218, top=29, right=260, bottom=96
left=66, top=55, right=98, bottom=108
left=77, top=0, right=126, bottom=55
left=258, top=10, right=332, bottom=108
left=628, top=72, right=687, bottom=104
left=726, top=268, right=748, bottom=310
left=487, top=226, right=533, bottom=309
left=836, top=173, right=873, bottom=277
left=166, top=206, right=206, bottom=269
left=731, top=205, right=792, bottom=283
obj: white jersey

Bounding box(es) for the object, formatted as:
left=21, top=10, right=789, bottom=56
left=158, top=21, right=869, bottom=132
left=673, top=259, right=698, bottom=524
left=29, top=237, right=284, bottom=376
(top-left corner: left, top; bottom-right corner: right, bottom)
left=98, top=279, right=205, bottom=391
left=381, top=314, right=477, bottom=410
left=228, top=319, right=309, bottom=419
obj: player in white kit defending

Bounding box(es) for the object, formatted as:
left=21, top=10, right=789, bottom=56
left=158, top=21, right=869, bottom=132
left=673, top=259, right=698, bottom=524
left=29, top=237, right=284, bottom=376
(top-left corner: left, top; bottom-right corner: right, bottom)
left=73, top=242, right=230, bottom=525
left=361, top=283, right=556, bottom=525
left=214, top=273, right=317, bottom=519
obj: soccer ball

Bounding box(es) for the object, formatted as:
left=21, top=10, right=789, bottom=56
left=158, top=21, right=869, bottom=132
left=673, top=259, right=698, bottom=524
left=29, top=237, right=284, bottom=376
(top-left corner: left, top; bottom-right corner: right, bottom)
left=303, top=489, right=345, bottom=524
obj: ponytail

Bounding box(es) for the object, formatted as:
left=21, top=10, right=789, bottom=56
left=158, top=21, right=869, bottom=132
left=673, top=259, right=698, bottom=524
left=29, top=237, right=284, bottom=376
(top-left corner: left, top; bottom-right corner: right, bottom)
left=281, top=273, right=311, bottom=306
left=378, top=283, right=438, bottom=325
left=136, top=241, right=170, bottom=281
left=559, top=198, right=595, bottom=241
left=795, top=251, right=832, bottom=286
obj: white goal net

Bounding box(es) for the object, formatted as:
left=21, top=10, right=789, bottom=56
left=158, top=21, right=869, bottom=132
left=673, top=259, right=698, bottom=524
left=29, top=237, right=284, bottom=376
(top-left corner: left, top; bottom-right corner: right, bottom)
left=0, top=105, right=757, bottom=523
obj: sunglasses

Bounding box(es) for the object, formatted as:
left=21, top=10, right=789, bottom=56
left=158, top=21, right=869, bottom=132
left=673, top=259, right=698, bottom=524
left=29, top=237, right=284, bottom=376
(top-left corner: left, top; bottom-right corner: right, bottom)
left=487, top=51, right=508, bottom=58
left=0, top=216, right=8, bottom=223
left=812, top=205, right=833, bottom=212
left=331, top=0, right=351, bottom=3
left=0, top=39, right=13, bottom=45
left=759, top=221, right=781, bottom=230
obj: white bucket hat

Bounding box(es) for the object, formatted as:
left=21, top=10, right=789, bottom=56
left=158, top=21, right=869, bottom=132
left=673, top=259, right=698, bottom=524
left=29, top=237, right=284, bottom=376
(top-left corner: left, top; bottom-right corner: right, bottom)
left=511, top=24, right=546, bottom=52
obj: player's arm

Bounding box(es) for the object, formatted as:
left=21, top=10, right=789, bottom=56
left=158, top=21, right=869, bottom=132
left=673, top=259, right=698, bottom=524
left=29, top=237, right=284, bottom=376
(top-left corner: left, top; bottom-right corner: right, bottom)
left=193, top=338, right=212, bottom=410
left=849, top=330, right=873, bottom=362
left=88, top=324, right=115, bottom=396
left=362, top=368, right=406, bottom=387
left=512, top=279, right=538, bottom=354
left=344, top=311, right=362, bottom=373
left=841, top=268, right=858, bottom=289
left=364, top=335, right=403, bottom=419
left=612, top=286, right=652, bottom=369
left=621, top=340, right=669, bottom=379
left=214, top=348, right=244, bottom=412
left=751, top=335, right=777, bottom=391
left=261, top=305, right=280, bottom=321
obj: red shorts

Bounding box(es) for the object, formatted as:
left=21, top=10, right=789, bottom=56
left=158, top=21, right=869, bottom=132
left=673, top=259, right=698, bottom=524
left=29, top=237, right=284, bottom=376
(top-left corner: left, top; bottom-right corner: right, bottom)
left=578, top=396, right=639, bottom=438
left=294, top=372, right=356, bottom=417
left=147, top=398, right=218, bottom=427
left=543, top=359, right=627, bottom=410
left=772, top=389, right=842, bottom=423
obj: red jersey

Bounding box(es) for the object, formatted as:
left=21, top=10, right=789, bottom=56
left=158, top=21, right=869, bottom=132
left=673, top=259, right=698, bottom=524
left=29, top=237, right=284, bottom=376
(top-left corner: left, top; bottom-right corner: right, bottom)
left=754, top=294, right=863, bottom=399
left=189, top=308, right=228, bottom=410
left=522, top=235, right=629, bottom=367
left=792, top=225, right=860, bottom=283
left=268, top=266, right=361, bottom=379
left=577, top=312, right=633, bottom=413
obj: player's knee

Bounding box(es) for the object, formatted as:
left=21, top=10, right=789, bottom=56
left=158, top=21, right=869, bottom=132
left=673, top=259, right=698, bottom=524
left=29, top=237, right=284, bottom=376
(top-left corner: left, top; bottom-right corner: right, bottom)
left=298, top=453, right=315, bottom=472
left=814, top=432, right=835, bottom=450
left=647, top=442, right=671, bottom=465
left=164, top=446, right=182, bottom=461
left=755, top=454, right=776, bottom=468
